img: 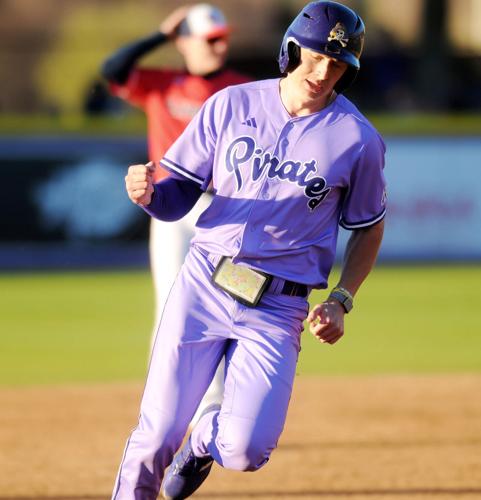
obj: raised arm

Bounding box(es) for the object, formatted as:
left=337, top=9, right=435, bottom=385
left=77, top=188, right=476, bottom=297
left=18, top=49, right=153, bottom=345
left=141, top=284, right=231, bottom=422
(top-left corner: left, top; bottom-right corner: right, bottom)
left=101, top=32, right=168, bottom=84
left=101, top=6, right=190, bottom=84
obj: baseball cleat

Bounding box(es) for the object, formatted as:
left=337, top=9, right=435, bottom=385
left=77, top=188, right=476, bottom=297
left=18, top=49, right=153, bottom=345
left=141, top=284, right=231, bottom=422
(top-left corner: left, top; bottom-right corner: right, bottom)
left=162, top=437, right=214, bottom=499
left=162, top=404, right=220, bottom=499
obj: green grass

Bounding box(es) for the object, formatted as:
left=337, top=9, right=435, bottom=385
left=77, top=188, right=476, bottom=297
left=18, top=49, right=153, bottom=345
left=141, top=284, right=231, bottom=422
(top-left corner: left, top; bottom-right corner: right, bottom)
left=300, top=266, right=481, bottom=374
left=2, top=113, right=481, bottom=136
left=0, top=266, right=480, bottom=386
left=0, top=271, right=154, bottom=385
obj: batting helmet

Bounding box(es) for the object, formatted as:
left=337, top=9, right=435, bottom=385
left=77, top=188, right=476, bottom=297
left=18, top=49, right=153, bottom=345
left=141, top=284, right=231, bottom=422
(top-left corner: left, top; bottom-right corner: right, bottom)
left=278, top=1, right=365, bottom=93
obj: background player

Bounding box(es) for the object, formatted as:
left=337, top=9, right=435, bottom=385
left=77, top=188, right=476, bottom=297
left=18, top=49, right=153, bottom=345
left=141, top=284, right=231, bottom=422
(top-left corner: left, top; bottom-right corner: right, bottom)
left=101, top=3, right=250, bottom=423
left=117, top=1, right=386, bottom=499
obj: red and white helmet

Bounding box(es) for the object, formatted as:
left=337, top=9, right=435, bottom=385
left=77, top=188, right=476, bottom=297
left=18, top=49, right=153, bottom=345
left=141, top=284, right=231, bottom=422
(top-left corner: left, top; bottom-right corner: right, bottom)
left=177, top=4, right=231, bottom=39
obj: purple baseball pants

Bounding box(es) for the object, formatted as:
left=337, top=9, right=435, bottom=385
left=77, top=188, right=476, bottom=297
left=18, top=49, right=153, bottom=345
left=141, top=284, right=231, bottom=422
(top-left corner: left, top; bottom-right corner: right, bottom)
left=112, top=245, right=308, bottom=500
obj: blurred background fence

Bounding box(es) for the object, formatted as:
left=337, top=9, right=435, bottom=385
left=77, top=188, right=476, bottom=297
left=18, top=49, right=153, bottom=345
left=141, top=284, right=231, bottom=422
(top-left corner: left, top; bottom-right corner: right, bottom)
left=1, top=0, right=481, bottom=270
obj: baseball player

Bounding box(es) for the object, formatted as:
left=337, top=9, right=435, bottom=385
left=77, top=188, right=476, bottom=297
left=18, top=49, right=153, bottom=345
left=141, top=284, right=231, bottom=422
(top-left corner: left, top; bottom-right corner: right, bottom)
left=115, top=2, right=386, bottom=499
left=101, top=4, right=250, bottom=423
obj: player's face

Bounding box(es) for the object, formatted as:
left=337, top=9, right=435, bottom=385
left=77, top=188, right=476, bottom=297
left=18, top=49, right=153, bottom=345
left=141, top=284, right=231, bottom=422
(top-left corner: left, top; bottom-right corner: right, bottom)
left=176, top=35, right=229, bottom=76
left=290, top=48, right=348, bottom=104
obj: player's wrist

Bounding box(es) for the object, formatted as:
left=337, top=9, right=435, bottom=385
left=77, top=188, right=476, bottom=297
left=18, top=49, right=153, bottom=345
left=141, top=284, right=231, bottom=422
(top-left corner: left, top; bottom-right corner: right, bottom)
left=325, top=298, right=347, bottom=315
left=156, top=30, right=172, bottom=44
left=327, top=286, right=353, bottom=313
left=159, top=29, right=174, bottom=40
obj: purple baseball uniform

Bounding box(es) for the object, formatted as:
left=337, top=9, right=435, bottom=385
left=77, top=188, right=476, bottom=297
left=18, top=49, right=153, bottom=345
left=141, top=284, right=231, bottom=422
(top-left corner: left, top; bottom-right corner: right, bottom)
left=113, top=78, right=386, bottom=499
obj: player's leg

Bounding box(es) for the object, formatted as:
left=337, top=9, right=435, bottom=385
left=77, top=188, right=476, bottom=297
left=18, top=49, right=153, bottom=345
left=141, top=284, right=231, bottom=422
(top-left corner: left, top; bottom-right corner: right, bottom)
left=112, top=247, right=231, bottom=500
left=185, top=195, right=226, bottom=424
left=150, top=192, right=225, bottom=426
left=191, top=293, right=308, bottom=470
left=190, top=357, right=225, bottom=426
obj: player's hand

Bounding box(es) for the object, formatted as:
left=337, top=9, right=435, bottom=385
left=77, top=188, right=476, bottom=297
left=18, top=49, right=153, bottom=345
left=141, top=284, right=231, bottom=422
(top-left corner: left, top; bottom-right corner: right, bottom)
left=159, top=6, right=190, bottom=38
left=307, top=300, right=345, bottom=345
left=125, top=162, right=155, bottom=207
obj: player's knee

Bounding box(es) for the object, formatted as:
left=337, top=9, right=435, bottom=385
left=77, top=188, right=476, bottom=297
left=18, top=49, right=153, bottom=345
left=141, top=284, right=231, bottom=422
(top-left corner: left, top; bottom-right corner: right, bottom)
left=215, top=433, right=272, bottom=472
left=218, top=444, right=270, bottom=472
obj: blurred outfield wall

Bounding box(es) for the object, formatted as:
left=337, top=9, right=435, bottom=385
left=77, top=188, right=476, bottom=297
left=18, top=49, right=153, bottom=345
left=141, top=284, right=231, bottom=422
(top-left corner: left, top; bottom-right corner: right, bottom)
left=0, top=134, right=480, bottom=269
left=336, top=136, right=481, bottom=261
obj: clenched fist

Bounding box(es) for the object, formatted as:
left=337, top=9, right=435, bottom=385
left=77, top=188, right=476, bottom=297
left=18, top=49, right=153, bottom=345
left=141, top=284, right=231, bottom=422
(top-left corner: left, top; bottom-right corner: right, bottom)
left=307, top=300, right=345, bottom=345
left=125, top=162, right=155, bottom=206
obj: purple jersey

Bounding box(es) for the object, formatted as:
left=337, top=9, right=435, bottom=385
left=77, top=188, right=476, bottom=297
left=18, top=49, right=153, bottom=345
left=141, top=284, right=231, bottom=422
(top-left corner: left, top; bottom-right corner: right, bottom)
left=160, top=78, right=386, bottom=288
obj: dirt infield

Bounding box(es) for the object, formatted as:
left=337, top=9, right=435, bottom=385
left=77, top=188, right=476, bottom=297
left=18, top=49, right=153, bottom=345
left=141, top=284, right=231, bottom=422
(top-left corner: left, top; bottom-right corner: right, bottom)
left=1, top=374, right=481, bottom=500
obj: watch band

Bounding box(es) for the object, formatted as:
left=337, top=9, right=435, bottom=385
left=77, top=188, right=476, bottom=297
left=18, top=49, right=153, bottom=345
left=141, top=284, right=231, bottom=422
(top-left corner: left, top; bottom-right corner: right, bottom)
left=328, top=286, right=353, bottom=313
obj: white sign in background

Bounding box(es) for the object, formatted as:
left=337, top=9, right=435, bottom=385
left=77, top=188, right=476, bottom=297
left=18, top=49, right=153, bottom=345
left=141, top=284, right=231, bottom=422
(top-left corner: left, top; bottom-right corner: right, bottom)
left=337, top=137, right=481, bottom=260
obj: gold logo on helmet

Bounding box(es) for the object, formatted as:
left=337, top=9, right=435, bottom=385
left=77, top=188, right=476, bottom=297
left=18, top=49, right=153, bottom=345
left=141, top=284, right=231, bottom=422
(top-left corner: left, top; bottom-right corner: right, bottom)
left=328, top=22, right=349, bottom=48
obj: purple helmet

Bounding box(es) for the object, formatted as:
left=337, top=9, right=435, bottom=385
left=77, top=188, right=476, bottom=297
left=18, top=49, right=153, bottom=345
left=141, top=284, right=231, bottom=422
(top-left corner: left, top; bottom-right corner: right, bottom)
left=278, top=1, right=365, bottom=92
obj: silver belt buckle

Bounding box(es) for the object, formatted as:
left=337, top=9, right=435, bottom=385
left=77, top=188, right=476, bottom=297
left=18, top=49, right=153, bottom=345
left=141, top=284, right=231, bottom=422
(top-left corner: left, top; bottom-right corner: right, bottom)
left=211, top=257, right=272, bottom=307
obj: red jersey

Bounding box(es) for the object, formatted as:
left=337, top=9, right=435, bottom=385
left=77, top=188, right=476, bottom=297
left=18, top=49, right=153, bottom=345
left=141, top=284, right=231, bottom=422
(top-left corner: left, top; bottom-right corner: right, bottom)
left=110, top=67, right=250, bottom=182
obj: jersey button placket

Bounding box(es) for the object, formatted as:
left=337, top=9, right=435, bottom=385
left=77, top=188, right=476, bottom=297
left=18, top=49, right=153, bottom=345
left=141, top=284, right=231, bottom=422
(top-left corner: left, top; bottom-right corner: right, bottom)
left=277, top=120, right=294, bottom=157
left=245, top=164, right=272, bottom=236
left=236, top=182, right=264, bottom=255
left=239, top=121, right=294, bottom=256
left=261, top=182, right=271, bottom=200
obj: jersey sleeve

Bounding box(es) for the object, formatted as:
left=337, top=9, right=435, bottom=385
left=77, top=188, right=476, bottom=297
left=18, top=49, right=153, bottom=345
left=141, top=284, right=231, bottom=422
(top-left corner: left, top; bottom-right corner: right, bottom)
left=159, top=91, right=223, bottom=191
left=109, top=68, right=173, bottom=108
left=339, top=132, right=387, bottom=230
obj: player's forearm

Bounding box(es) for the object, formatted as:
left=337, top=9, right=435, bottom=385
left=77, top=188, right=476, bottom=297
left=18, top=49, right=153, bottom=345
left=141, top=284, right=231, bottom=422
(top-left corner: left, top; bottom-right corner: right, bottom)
left=336, top=219, right=384, bottom=296
left=142, top=175, right=203, bottom=222
left=101, top=32, right=168, bottom=84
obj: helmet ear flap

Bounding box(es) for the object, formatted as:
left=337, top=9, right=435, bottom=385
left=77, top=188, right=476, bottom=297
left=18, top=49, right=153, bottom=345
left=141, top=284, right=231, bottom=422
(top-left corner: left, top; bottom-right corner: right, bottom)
left=334, top=66, right=358, bottom=93
left=285, top=42, right=301, bottom=73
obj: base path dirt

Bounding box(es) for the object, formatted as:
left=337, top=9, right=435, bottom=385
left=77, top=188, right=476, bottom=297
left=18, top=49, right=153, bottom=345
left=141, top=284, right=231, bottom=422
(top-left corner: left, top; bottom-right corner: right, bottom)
left=1, top=374, right=481, bottom=500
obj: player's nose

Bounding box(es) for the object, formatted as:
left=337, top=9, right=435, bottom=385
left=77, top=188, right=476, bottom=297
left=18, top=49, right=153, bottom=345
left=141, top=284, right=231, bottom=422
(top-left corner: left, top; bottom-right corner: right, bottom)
left=315, top=58, right=334, bottom=79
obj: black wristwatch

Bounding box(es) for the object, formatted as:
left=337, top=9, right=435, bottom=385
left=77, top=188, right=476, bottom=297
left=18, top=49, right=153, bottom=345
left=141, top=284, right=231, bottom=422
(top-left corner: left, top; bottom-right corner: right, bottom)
left=328, top=286, right=353, bottom=313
